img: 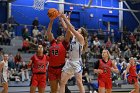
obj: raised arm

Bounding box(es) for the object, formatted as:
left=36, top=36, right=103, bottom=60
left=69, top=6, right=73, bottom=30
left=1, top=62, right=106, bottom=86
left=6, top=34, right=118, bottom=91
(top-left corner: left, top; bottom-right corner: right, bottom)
left=59, top=13, right=72, bottom=43
left=60, top=14, right=84, bottom=46
left=46, top=19, right=54, bottom=42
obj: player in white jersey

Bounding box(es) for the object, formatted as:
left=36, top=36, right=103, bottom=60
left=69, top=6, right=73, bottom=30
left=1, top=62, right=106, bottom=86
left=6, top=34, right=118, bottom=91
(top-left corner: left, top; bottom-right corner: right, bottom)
left=0, top=54, right=9, bottom=93
left=59, top=14, right=88, bottom=93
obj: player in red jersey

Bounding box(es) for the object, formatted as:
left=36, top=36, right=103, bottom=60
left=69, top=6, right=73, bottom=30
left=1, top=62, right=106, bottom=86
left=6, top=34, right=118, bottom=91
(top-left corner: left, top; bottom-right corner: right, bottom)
left=28, top=44, right=49, bottom=93
left=124, top=57, right=139, bottom=93
left=94, top=49, right=119, bottom=93
left=46, top=15, right=71, bottom=93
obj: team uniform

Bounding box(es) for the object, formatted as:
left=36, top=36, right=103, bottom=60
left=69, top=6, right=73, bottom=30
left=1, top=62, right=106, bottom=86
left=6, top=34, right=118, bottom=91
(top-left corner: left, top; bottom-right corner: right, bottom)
left=62, top=37, right=83, bottom=75
left=30, top=54, right=49, bottom=88
left=127, top=64, right=138, bottom=84
left=48, top=39, right=69, bottom=81
left=0, top=60, right=8, bottom=84
left=94, top=59, right=113, bottom=89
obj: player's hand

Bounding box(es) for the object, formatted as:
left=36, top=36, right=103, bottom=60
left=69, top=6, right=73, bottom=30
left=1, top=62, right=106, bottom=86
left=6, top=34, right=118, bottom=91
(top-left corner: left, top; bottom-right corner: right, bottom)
left=124, top=75, right=127, bottom=80
left=110, top=68, right=114, bottom=72
left=60, top=13, right=67, bottom=19
left=50, top=18, right=55, bottom=21
left=98, top=69, right=103, bottom=74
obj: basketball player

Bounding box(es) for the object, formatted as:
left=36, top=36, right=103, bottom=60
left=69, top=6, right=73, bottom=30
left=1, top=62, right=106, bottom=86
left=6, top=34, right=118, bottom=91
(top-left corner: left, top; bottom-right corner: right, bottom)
left=46, top=14, right=71, bottom=93
left=93, top=49, right=119, bottom=93
left=59, top=14, right=88, bottom=93
left=0, top=54, right=9, bottom=93
left=28, top=44, right=49, bottom=93
left=124, top=57, right=139, bottom=93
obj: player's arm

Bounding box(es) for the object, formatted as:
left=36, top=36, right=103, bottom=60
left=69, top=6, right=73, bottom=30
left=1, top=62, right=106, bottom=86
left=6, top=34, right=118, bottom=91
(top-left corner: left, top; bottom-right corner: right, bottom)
left=46, top=19, right=54, bottom=42
left=0, top=62, right=4, bottom=72
left=59, top=13, right=72, bottom=43
left=27, top=60, right=33, bottom=68
left=111, top=60, right=119, bottom=73
left=93, top=60, right=103, bottom=74
left=60, top=14, right=84, bottom=46
left=124, top=63, right=130, bottom=80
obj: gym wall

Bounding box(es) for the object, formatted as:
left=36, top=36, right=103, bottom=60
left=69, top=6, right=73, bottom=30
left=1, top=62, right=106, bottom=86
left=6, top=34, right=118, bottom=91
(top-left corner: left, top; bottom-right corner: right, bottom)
left=10, top=0, right=140, bottom=36
left=0, top=1, right=7, bottom=23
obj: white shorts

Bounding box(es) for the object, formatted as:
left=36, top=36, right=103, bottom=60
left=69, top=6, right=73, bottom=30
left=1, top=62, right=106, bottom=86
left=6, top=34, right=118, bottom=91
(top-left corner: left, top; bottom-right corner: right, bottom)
left=0, top=73, right=7, bottom=84
left=62, top=59, right=83, bottom=75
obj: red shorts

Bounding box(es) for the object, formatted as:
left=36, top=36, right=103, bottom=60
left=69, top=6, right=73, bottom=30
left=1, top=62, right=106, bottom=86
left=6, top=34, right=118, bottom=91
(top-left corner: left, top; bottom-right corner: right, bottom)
left=98, top=77, right=112, bottom=89
left=48, top=67, right=62, bottom=81
left=127, top=75, right=138, bottom=84
left=30, top=74, right=46, bottom=88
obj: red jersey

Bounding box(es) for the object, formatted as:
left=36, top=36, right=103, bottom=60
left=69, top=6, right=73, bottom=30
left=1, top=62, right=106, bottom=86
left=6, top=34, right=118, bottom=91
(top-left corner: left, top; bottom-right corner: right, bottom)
left=98, top=59, right=112, bottom=78
left=31, top=54, right=49, bottom=74
left=129, top=64, right=137, bottom=76
left=49, top=40, right=68, bottom=67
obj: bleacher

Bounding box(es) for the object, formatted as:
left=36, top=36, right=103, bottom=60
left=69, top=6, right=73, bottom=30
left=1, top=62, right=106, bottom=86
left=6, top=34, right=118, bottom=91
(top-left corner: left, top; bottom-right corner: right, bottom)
left=0, top=34, right=140, bottom=92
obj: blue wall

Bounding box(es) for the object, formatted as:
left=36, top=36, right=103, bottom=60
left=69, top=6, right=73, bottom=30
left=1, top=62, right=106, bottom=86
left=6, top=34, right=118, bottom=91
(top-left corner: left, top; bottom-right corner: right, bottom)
left=65, top=0, right=119, bottom=31
left=0, top=2, right=7, bottom=23
left=11, top=0, right=139, bottom=36
left=11, top=0, right=59, bottom=36
left=123, top=1, right=140, bottom=31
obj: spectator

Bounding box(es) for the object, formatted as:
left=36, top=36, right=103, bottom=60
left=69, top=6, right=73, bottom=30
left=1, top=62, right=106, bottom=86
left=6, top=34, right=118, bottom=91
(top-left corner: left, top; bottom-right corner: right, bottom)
left=22, top=25, right=29, bottom=40
left=41, top=26, right=46, bottom=36
left=32, top=26, right=39, bottom=37
left=14, top=52, right=22, bottom=71
left=8, top=53, right=15, bottom=70
left=3, top=29, right=11, bottom=45
left=105, top=38, right=112, bottom=50
left=36, top=32, right=43, bottom=41
left=129, top=33, right=136, bottom=44
left=32, top=17, right=39, bottom=28
left=124, top=48, right=132, bottom=62
left=93, top=37, right=100, bottom=47
left=20, top=62, right=29, bottom=82
left=22, top=38, right=30, bottom=53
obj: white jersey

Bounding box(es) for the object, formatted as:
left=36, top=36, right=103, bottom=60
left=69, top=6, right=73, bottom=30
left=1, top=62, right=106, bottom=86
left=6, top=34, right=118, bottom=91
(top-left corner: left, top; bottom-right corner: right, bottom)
left=69, top=37, right=83, bottom=61
left=1, top=60, right=8, bottom=82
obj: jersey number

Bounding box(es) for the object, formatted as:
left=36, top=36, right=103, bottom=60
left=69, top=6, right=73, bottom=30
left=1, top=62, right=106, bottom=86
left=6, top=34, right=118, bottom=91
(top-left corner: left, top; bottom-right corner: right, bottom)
left=52, top=50, right=58, bottom=56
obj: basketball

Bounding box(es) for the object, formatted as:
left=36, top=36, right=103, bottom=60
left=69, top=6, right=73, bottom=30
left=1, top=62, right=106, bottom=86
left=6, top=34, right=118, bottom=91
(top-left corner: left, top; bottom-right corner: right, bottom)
left=47, top=8, right=59, bottom=19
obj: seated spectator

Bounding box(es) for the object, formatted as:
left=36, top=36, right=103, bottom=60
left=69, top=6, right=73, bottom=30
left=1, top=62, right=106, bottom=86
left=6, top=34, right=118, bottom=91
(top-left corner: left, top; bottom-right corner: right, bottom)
left=36, top=32, right=43, bottom=40
left=105, top=38, right=112, bottom=49
left=3, top=29, right=11, bottom=45
left=93, top=37, right=100, bottom=47
left=14, top=52, right=22, bottom=71
left=20, top=62, right=30, bottom=82
left=32, top=26, right=39, bottom=37
left=22, top=38, right=30, bottom=53
left=8, top=53, right=15, bottom=70
left=22, top=25, right=29, bottom=40
left=124, top=47, right=132, bottom=62
left=41, top=26, right=46, bottom=35
left=129, top=33, right=136, bottom=44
